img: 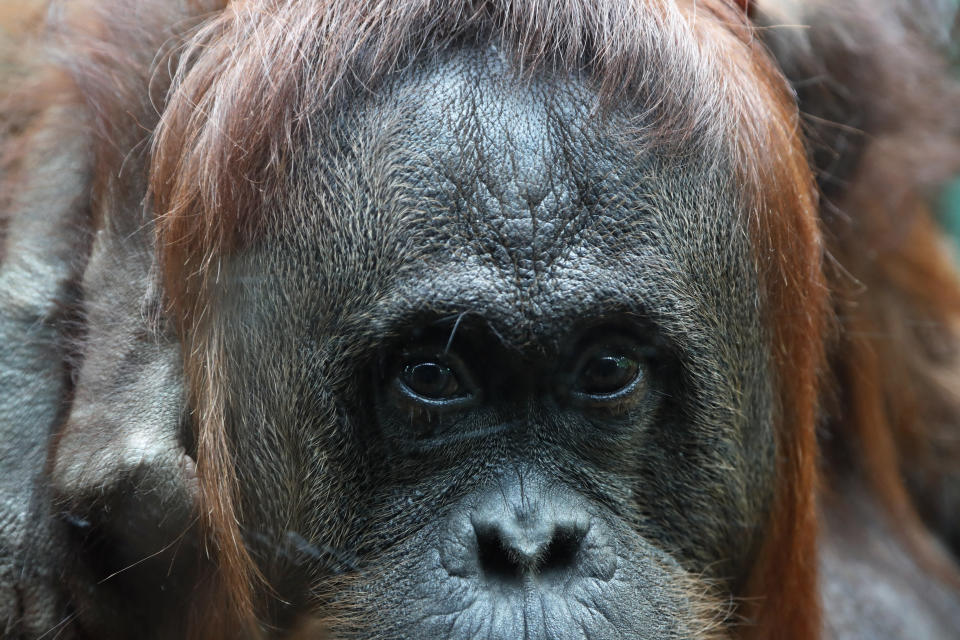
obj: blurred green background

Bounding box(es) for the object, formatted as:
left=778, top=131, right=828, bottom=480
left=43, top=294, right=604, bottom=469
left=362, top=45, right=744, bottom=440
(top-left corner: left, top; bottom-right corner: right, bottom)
left=944, top=180, right=960, bottom=250
left=942, top=1, right=960, bottom=247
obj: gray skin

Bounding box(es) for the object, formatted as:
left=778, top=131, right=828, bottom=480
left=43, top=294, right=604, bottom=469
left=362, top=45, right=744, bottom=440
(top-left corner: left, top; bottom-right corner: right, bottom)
left=0, top=105, right=196, bottom=640
left=0, top=106, right=92, bottom=640
left=212, top=47, right=774, bottom=637
left=820, top=478, right=960, bottom=640
left=0, top=109, right=200, bottom=638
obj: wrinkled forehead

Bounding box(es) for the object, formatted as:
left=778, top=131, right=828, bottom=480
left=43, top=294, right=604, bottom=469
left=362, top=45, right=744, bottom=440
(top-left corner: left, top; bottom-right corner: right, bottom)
left=377, top=48, right=644, bottom=270
left=364, top=48, right=743, bottom=227
left=289, top=46, right=755, bottom=341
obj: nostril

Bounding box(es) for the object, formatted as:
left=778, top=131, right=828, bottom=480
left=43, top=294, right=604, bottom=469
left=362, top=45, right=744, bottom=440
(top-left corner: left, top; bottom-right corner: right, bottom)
left=473, top=520, right=587, bottom=583
left=475, top=524, right=526, bottom=583
left=540, top=525, right=584, bottom=575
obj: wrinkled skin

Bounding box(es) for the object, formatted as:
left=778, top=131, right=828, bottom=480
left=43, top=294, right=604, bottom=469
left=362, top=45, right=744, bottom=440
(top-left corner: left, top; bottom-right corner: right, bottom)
left=0, top=43, right=776, bottom=639
left=210, top=48, right=774, bottom=638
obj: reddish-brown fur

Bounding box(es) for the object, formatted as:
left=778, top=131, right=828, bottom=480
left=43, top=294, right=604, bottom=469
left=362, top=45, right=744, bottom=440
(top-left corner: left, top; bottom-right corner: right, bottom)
left=154, top=3, right=826, bottom=637
left=824, top=142, right=960, bottom=587
left=2, top=1, right=958, bottom=638
left=148, top=3, right=827, bottom=637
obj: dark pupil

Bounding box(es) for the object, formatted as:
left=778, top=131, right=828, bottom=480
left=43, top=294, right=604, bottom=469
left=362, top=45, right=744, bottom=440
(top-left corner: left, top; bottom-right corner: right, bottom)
left=580, top=355, right=638, bottom=394
left=403, top=362, right=456, bottom=398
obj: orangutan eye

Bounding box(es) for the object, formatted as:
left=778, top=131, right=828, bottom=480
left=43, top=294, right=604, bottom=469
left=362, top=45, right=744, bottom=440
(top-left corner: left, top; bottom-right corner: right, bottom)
left=568, top=336, right=649, bottom=406
left=400, top=361, right=461, bottom=400
left=394, top=351, right=477, bottom=409
left=577, top=353, right=641, bottom=396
